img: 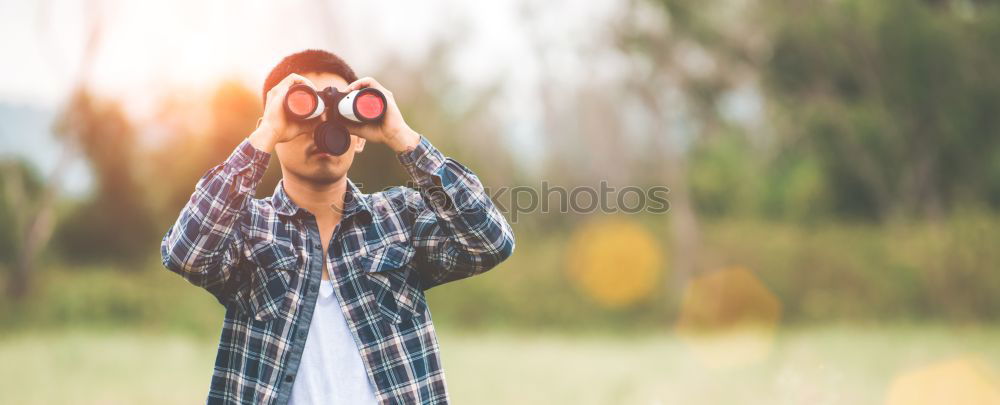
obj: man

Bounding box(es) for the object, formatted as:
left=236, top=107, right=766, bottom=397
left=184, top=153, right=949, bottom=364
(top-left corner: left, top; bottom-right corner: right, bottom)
left=160, top=49, right=515, bottom=405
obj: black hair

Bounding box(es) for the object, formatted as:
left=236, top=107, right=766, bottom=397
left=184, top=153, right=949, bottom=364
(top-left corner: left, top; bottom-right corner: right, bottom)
left=262, top=49, right=359, bottom=105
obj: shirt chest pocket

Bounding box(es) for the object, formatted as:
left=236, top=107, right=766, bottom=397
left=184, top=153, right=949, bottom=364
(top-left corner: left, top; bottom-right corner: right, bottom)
left=232, top=239, right=302, bottom=323
left=356, top=242, right=427, bottom=325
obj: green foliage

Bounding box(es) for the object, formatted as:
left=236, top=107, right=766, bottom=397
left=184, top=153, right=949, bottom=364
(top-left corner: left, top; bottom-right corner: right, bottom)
left=763, top=0, right=1000, bottom=220
left=759, top=152, right=830, bottom=222
left=3, top=213, right=998, bottom=331
left=688, top=133, right=760, bottom=218
left=704, top=212, right=1000, bottom=322
left=0, top=261, right=223, bottom=336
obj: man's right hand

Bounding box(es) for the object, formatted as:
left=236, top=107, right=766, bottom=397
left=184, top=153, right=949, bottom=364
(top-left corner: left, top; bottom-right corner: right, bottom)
left=249, top=73, right=318, bottom=154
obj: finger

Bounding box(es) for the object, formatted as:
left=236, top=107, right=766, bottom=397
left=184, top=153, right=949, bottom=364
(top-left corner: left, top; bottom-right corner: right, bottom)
left=267, top=75, right=297, bottom=104
left=269, top=74, right=316, bottom=108
left=282, top=73, right=304, bottom=86
left=279, top=73, right=317, bottom=94
left=290, top=73, right=318, bottom=88
left=347, top=77, right=380, bottom=91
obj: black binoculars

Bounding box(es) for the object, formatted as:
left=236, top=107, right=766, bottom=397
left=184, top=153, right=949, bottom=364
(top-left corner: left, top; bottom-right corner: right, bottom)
left=283, top=84, right=387, bottom=155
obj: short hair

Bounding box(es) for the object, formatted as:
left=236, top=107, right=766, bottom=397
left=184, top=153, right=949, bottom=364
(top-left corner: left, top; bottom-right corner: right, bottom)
left=262, top=49, right=359, bottom=105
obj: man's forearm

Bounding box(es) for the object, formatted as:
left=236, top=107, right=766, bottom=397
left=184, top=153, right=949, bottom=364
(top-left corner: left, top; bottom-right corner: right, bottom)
left=385, top=125, right=421, bottom=154
left=400, top=136, right=516, bottom=286
left=160, top=138, right=269, bottom=277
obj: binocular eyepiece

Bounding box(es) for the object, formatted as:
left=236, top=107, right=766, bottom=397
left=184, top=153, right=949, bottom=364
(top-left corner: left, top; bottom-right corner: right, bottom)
left=283, top=84, right=387, bottom=155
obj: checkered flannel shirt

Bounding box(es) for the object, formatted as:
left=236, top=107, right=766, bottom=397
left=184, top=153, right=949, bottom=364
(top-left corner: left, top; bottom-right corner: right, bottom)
left=160, top=135, right=515, bottom=404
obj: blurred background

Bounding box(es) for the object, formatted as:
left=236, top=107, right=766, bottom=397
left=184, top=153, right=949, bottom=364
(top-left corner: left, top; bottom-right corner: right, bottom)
left=1, top=0, right=999, bottom=403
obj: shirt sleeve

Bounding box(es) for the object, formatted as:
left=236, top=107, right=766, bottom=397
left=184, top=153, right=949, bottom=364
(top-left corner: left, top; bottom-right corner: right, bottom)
left=397, top=135, right=516, bottom=289
left=160, top=138, right=271, bottom=304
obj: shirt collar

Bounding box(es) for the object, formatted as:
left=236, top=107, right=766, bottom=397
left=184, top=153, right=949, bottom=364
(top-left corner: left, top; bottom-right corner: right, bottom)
left=272, top=178, right=372, bottom=220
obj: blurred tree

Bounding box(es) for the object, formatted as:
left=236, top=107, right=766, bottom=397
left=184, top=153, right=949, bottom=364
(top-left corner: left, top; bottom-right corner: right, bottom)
left=624, top=0, right=1000, bottom=223
left=55, top=90, right=158, bottom=265
left=143, top=81, right=276, bottom=228
left=614, top=0, right=768, bottom=283
left=5, top=0, right=106, bottom=297
left=361, top=41, right=511, bottom=192
left=763, top=0, right=1000, bottom=220
left=0, top=160, right=49, bottom=299
left=207, top=81, right=281, bottom=200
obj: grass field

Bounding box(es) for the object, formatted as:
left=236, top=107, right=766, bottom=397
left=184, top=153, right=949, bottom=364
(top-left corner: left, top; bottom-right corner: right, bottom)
left=1, top=325, right=998, bottom=404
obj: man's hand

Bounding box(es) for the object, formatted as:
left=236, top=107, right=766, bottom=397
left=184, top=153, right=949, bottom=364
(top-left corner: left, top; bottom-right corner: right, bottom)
left=343, top=77, right=421, bottom=153
left=249, top=73, right=318, bottom=154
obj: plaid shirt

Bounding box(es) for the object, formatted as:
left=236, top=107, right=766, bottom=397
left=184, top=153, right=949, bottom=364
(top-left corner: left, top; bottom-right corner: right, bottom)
left=160, top=135, right=515, bottom=405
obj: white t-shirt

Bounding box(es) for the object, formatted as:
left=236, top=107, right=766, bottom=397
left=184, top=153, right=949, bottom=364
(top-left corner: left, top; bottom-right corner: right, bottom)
left=288, top=279, right=379, bottom=405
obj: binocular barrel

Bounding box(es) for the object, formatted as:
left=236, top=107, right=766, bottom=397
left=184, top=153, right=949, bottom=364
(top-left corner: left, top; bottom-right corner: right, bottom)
left=284, top=85, right=326, bottom=120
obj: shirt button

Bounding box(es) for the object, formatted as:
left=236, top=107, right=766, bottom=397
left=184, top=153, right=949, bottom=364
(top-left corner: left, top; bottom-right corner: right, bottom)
left=310, top=284, right=319, bottom=293
left=284, top=374, right=294, bottom=383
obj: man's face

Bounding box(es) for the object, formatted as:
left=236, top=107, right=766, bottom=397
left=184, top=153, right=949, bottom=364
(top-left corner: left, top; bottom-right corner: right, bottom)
left=272, top=72, right=365, bottom=185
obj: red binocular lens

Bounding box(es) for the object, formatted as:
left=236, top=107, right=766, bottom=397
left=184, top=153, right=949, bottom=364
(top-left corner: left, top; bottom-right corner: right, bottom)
left=286, top=88, right=320, bottom=119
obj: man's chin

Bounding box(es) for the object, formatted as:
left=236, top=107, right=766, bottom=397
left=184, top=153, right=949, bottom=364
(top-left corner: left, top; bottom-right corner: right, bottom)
left=288, top=162, right=344, bottom=185
left=304, top=165, right=344, bottom=184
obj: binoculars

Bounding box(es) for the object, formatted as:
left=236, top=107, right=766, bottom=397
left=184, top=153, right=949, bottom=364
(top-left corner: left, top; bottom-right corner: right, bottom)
left=283, top=84, right=387, bottom=155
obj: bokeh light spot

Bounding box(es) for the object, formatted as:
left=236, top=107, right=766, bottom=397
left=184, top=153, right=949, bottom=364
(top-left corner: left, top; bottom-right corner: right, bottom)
left=886, top=357, right=1000, bottom=405
left=675, top=267, right=782, bottom=369
left=565, top=218, right=665, bottom=309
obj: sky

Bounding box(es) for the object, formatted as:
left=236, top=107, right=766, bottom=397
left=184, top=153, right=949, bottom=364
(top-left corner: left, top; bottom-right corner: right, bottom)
left=0, top=0, right=625, bottom=195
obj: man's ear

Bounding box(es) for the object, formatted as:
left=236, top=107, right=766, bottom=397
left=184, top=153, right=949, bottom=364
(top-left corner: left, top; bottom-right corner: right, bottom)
left=354, top=136, right=366, bottom=153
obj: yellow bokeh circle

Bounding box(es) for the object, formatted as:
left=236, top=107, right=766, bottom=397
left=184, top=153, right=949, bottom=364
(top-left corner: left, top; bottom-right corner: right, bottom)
left=565, top=218, right=665, bottom=308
